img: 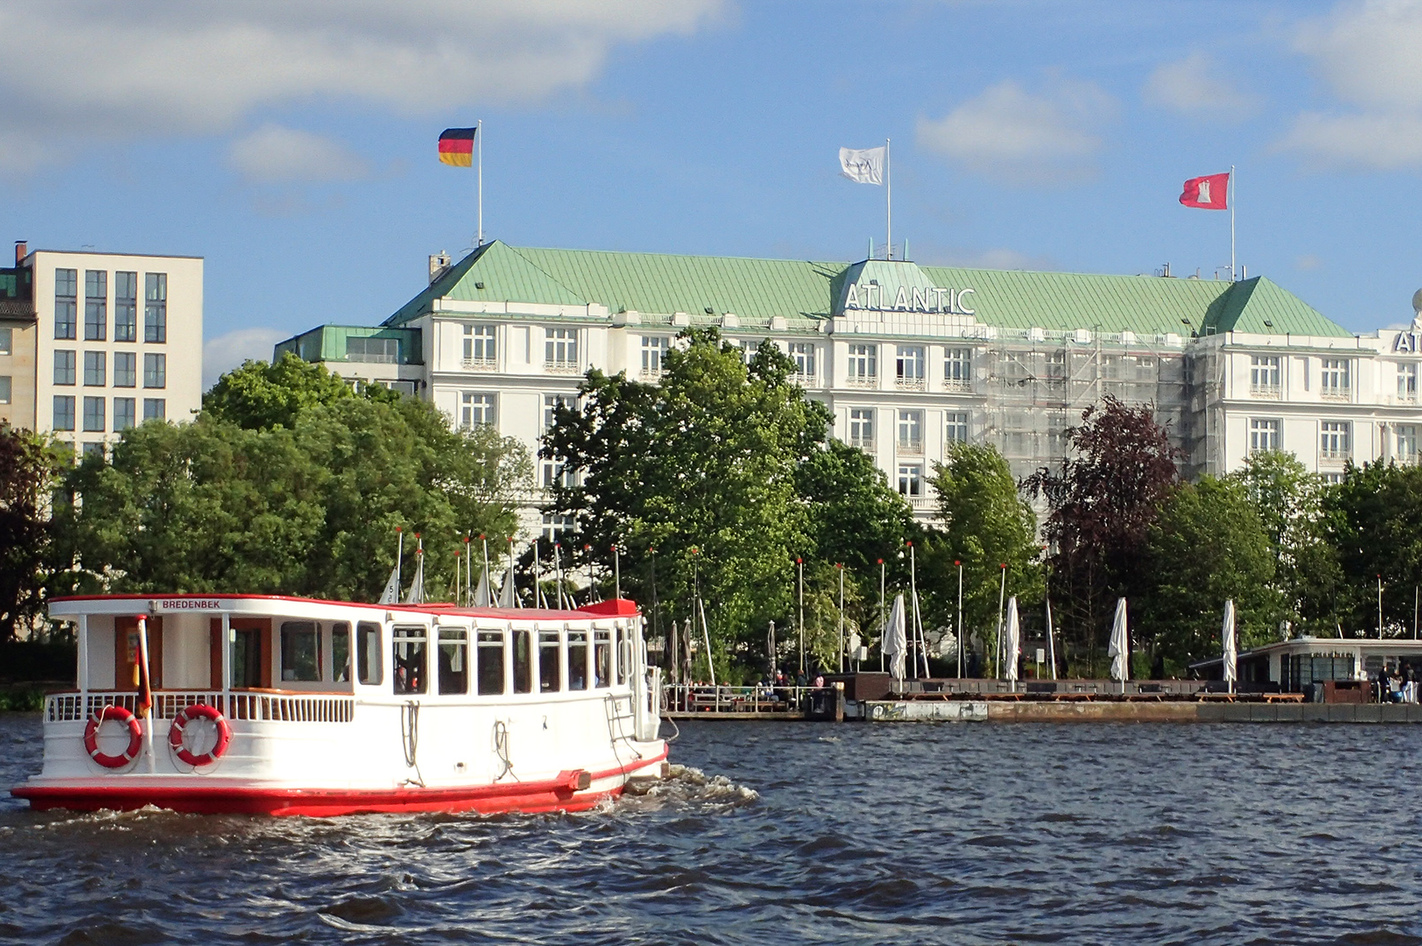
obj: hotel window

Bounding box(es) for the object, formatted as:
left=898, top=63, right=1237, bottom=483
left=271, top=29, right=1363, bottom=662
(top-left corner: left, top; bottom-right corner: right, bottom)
left=787, top=342, right=816, bottom=379
left=1321, top=359, right=1351, bottom=399
left=83, top=271, right=107, bottom=341
left=847, top=344, right=877, bottom=384
left=143, top=352, right=166, bottom=388
left=53, top=350, right=76, bottom=386
left=944, top=348, right=973, bottom=388
left=0, top=327, right=10, bottom=354
left=545, top=327, right=578, bottom=368
left=83, top=351, right=105, bottom=386
left=1045, top=350, right=1067, bottom=380
left=1320, top=421, right=1351, bottom=460
left=81, top=442, right=104, bottom=459
left=1249, top=419, right=1280, bottom=454
left=848, top=408, right=874, bottom=449
left=114, top=272, right=137, bottom=342
left=144, top=273, right=167, bottom=343
left=898, top=409, right=923, bottom=454
left=1399, top=364, right=1418, bottom=402
left=896, top=345, right=925, bottom=387
left=541, top=460, right=575, bottom=490
left=463, top=324, right=497, bottom=365
left=1249, top=355, right=1280, bottom=395
left=727, top=339, right=752, bottom=364
left=143, top=398, right=165, bottom=421
left=113, top=397, right=136, bottom=432
left=0, top=376, right=9, bottom=405
left=541, top=512, right=575, bottom=542
left=346, top=336, right=398, bottom=364
left=897, top=464, right=924, bottom=498
left=114, top=351, right=136, bottom=387
left=543, top=393, right=577, bottom=430
left=460, top=392, right=496, bottom=428
left=1398, top=425, right=1419, bottom=463
left=82, top=396, right=105, bottom=432
left=54, top=269, right=77, bottom=340
left=641, top=336, right=670, bottom=375
left=945, top=411, right=969, bottom=444
left=53, top=396, right=75, bottom=431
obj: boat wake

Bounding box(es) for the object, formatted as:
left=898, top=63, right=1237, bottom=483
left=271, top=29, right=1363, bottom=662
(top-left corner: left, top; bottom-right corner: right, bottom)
left=618, top=763, right=758, bottom=812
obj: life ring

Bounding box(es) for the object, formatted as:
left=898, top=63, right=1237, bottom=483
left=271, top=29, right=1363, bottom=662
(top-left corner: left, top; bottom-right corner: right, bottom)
left=168, top=703, right=232, bottom=767
left=83, top=705, right=143, bottom=769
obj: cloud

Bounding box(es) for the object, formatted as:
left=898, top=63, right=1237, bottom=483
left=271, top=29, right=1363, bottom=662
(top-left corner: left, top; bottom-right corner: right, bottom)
left=203, top=326, right=289, bottom=390
left=916, top=77, right=1118, bottom=184
left=0, top=0, right=725, bottom=172
left=228, top=125, right=371, bottom=183
left=1296, top=253, right=1324, bottom=271
left=1142, top=53, right=1258, bottom=121
left=1280, top=1, right=1422, bottom=170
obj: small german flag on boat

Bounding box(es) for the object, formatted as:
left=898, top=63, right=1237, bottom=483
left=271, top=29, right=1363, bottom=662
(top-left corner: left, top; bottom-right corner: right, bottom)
left=438, top=127, right=477, bottom=167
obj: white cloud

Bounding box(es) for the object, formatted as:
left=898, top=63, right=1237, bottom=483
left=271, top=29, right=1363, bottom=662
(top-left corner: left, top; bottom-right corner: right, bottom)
left=916, top=78, right=1117, bottom=184
left=0, top=0, right=725, bottom=172
left=203, top=327, right=289, bottom=390
left=1296, top=253, right=1324, bottom=271
left=1276, top=111, right=1422, bottom=170
left=228, top=125, right=371, bottom=182
left=1142, top=53, right=1258, bottom=121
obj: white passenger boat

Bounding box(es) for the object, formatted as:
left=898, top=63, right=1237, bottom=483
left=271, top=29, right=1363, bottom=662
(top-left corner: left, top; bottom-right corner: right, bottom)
left=12, top=594, right=668, bottom=816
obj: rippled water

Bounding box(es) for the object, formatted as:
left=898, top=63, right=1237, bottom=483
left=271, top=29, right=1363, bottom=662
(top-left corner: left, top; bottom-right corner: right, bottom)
left=3, top=713, right=1421, bottom=945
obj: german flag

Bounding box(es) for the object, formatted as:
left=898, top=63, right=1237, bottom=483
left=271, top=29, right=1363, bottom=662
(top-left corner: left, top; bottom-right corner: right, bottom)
left=439, top=127, right=477, bottom=167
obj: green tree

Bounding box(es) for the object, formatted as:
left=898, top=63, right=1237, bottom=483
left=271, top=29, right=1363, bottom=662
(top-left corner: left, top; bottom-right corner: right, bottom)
left=1138, top=476, right=1279, bottom=670
left=0, top=423, right=67, bottom=642
left=203, top=352, right=356, bottom=429
left=1323, top=460, right=1422, bottom=636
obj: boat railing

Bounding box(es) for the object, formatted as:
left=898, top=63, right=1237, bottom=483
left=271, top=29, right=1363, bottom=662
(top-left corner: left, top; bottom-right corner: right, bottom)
left=662, top=683, right=816, bottom=714
left=46, top=690, right=356, bottom=724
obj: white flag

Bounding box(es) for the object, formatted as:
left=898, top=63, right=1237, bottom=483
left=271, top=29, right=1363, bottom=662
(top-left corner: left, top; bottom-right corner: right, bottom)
left=839, top=146, right=884, bottom=185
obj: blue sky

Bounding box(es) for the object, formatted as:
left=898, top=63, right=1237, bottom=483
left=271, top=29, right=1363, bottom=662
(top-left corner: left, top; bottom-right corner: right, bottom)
left=3, top=0, right=1421, bottom=386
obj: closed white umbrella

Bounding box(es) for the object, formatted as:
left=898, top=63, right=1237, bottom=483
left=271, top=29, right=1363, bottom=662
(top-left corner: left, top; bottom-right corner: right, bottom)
left=1222, top=599, right=1237, bottom=695
left=1108, top=597, right=1129, bottom=693
left=884, top=593, right=908, bottom=687
left=1004, top=596, right=1021, bottom=688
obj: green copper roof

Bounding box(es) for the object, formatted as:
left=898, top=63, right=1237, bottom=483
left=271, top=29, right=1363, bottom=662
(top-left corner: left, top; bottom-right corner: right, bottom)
left=382, top=241, right=1350, bottom=339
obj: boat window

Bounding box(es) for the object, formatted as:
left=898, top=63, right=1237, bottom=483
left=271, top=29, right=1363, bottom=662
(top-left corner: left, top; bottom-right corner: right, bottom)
left=512, top=630, right=532, bottom=694
left=331, top=622, right=351, bottom=683
left=539, top=630, right=562, bottom=693
left=392, top=625, right=428, bottom=695
left=594, top=630, right=611, bottom=688
left=568, top=630, right=588, bottom=691
left=477, top=630, right=505, bottom=695
left=280, top=621, right=321, bottom=682
left=437, top=627, right=469, bottom=695
left=356, top=621, right=382, bottom=685
left=231, top=628, right=262, bottom=688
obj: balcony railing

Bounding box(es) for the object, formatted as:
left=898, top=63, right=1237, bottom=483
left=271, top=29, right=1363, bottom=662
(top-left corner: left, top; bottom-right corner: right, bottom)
left=1321, top=387, right=1352, bottom=402
left=462, top=357, right=498, bottom=371
left=545, top=360, right=581, bottom=375
left=895, top=376, right=926, bottom=391
left=47, top=690, right=356, bottom=724
left=846, top=375, right=878, bottom=389
left=1250, top=383, right=1281, bottom=399
left=898, top=438, right=924, bottom=456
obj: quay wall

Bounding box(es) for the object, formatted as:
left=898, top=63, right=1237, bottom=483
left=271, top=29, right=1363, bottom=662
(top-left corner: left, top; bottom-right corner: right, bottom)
left=984, top=702, right=1422, bottom=723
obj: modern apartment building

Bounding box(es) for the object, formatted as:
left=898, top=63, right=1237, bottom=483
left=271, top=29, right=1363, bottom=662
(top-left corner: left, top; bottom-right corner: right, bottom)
left=3, top=242, right=203, bottom=455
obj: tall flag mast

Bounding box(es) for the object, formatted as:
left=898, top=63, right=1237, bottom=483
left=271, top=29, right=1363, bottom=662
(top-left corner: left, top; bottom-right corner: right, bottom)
left=439, top=124, right=483, bottom=246
left=1179, top=167, right=1235, bottom=279
left=839, top=140, right=890, bottom=258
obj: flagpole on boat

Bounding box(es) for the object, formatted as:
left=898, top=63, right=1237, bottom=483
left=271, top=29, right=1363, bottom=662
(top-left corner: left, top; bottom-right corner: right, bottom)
left=532, top=539, right=544, bottom=608
left=396, top=526, right=403, bottom=597
left=613, top=544, right=621, bottom=600
left=135, top=614, right=155, bottom=773
left=464, top=534, right=472, bottom=607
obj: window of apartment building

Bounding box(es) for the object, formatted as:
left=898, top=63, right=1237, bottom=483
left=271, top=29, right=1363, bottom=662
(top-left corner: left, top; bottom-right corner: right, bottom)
left=463, top=324, right=497, bottom=364
left=727, top=339, right=752, bottom=364
left=1320, top=421, right=1351, bottom=459
left=1045, top=350, right=1067, bottom=380
left=84, top=351, right=105, bottom=386
left=346, top=336, right=398, bottom=364
left=848, top=408, right=874, bottom=448
left=53, top=396, right=75, bottom=431
left=540, top=460, right=575, bottom=490
left=1249, top=355, right=1280, bottom=394
left=897, top=409, right=923, bottom=454
left=113, top=352, right=136, bottom=388
left=641, top=336, right=670, bottom=375
left=54, top=269, right=77, bottom=340
left=1393, top=361, right=1416, bottom=401
left=787, top=342, right=816, bottom=379
left=897, top=464, right=923, bottom=498
left=896, top=345, right=925, bottom=386
left=1249, top=418, right=1280, bottom=453
left=543, top=394, right=576, bottom=430
left=0, top=327, right=11, bottom=354
left=460, top=392, right=496, bottom=428
left=1397, top=425, right=1419, bottom=463
left=545, top=327, right=578, bottom=367
left=82, top=396, right=105, bottom=432
left=53, top=350, right=76, bottom=386
left=113, top=397, right=136, bottom=432
left=945, top=411, right=969, bottom=444
left=81, top=442, right=104, bottom=460
left=541, top=512, right=575, bottom=542
left=1321, top=359, right=1351, bottom=399
left=0, top=376, right=10, bottom=405
left=84, top=271, right=106, bottom=341
left=114, top=272, right=137, bottom=342
left=144, top=273, right=167, bottom=343
left=847, top=344, right=877, bottom=384
left=944, top=348, right=973, bottom=388
left=143, top=353, right=166, bottom=388
left=143, top=398, right=165, bottom=421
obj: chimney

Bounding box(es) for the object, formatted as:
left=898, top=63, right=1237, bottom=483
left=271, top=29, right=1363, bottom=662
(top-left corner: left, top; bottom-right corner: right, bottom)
left=428, top=251, right=451, bottom=284
left=14, top=241, right=26, bottom=266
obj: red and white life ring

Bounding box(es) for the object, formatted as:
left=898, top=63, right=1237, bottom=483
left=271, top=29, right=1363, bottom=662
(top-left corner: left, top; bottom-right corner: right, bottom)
left=83, top=705, right=143, bottom=769
left=167, top=703, right=232, bottom=767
